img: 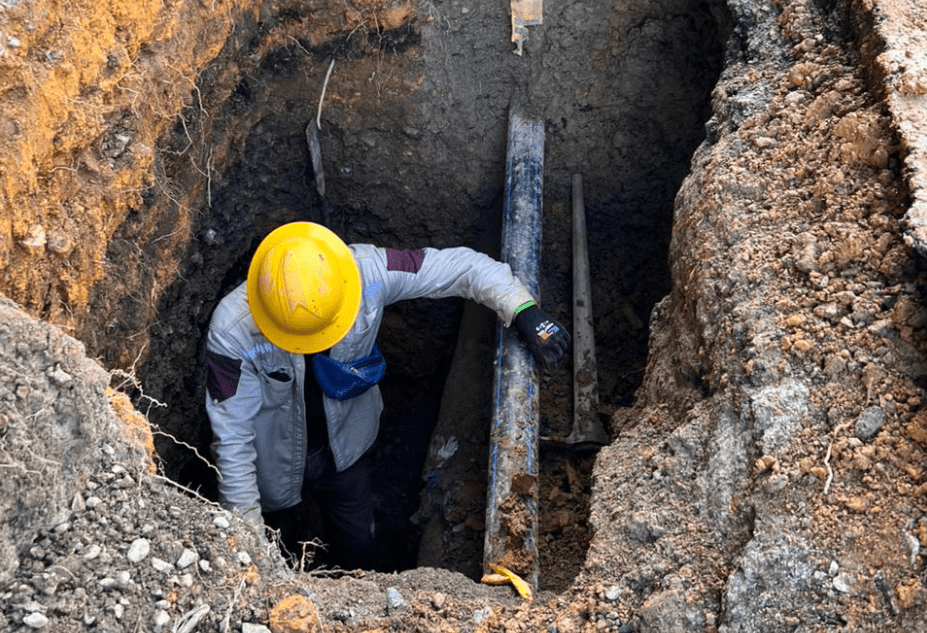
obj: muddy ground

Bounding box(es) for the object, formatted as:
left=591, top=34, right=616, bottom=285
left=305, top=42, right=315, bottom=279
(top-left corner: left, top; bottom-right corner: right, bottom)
left=3, top=0, right=927, bottom=631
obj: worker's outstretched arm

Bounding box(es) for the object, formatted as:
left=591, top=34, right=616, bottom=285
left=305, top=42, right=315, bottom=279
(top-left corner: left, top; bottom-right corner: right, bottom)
left=354, top=244, right=570, bottom=373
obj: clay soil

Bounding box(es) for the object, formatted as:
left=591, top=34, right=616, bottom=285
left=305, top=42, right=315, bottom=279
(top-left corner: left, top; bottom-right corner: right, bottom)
left=4, top=0, right=927, bottom=631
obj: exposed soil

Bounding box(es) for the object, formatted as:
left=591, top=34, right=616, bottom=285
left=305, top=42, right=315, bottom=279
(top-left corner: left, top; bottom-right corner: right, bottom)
left=3, top=0, right=927, bottom=631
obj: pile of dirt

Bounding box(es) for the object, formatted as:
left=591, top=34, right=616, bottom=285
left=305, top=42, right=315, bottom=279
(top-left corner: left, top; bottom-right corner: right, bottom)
left=0, top=296, right=519, bottom=632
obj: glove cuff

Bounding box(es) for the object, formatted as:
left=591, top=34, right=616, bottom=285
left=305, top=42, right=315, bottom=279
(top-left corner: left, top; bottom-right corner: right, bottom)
left=513, top=301, right=536, bottom=319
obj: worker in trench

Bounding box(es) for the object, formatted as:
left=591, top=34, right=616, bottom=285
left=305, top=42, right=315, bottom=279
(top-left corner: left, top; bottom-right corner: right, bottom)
left=204, top=221, right=570, bottom=569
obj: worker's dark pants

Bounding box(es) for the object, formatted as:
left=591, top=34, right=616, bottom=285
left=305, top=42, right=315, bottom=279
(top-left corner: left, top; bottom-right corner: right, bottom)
left=263, top=446, right=375, bottom=570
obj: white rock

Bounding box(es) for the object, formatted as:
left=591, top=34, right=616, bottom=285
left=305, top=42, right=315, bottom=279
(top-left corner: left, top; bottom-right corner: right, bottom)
left=19, top=224, right=46, bottom=252
left=153, top=610, right=171, bottom=632
left=906, top=532, right=921, bottom=566
left=177, top=549, right=199, bottom=569
left=46, top=364, right=72, bottom=386
left=386, top=587, right=405, bottom=611
left=212, top=514, right=231, bottom=530
left=127, top=538, right=151, bottom=563
left=151, top=557, right=173, bottom=573
left=115, top=570, right=131, bottom=588
left=833, top=572, right=853, bottom=593
left=23, top=612, right=48, bottom=629
left=241, top=624, right=272, bottom=633
left=71, top=493, right=86, bottom=512
left=238, top=551, right=252, bottom=565
left=473, top=607, right=493, bottom=625
left=99, top=577, right=119, bottom=591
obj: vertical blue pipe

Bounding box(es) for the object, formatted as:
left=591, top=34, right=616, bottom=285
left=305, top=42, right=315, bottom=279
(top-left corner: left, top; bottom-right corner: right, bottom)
left=483, top=107, right=543, bottom=589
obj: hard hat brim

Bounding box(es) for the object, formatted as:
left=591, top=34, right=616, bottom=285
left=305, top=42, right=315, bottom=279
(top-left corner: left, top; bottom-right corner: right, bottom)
left=246, top=222, right=362, bottom=354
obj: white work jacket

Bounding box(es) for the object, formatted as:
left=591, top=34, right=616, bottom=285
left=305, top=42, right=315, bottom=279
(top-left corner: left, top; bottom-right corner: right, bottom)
left=204, top=244, right=536, bottom=521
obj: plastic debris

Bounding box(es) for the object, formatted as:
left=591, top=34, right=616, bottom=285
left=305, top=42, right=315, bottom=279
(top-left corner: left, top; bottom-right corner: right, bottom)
left=481, top=563, right=534, bottom=601
left=437, top=435, right=458, bottom=461
left=510, top=0, right=542, bottom=55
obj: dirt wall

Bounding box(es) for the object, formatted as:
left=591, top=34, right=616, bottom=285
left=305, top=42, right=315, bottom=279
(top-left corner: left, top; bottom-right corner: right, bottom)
left=576, top=0, right=927, bottom=630
left=0, top=0, right=262, bottom=333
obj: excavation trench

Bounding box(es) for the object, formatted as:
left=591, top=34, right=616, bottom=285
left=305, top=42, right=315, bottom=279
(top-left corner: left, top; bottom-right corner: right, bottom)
left=93, top=0, right=727, bottom=588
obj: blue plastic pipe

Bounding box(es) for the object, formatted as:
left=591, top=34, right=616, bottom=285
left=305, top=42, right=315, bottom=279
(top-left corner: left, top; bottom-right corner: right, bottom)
left=483, top=107, right=543, bottom=589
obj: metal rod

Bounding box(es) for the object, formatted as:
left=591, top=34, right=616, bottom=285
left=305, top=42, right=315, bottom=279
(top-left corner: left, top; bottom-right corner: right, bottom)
left=568, top=174, right=608, bottom=448
left=483, top=107, right=543, bottom=589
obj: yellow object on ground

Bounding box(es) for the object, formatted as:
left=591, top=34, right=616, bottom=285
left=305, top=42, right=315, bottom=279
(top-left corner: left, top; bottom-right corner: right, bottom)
left=482, top=563, right=534, bottom=601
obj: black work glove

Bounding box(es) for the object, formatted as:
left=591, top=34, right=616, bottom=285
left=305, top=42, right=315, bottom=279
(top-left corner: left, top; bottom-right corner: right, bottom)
left=513, top=305, right=571, bottom=375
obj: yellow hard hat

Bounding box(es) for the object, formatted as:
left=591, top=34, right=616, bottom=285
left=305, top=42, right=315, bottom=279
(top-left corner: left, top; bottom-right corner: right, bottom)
left=246, top=222, right=361, bottom=354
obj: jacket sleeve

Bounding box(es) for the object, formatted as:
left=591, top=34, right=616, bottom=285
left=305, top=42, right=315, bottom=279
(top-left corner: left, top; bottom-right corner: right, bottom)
left=204, top=326, right=265, bottom=525
left=363, top=245, right=536, bottom=323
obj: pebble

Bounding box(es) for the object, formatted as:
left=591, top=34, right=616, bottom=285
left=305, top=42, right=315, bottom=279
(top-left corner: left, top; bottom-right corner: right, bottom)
left=127, top=538, right=151, bottom=563
left=212, top=514, right=231, bottom=530
left=152, top=557, right=173, bottom=573
left=83, top=544, right=102, bottom=560
left=242, top=624, right=272, bottom=633
left=45, top=364, right=72, bottom=386
left=238, top=552, right=252, bottom=565
left=855, top=406, right=885, bottom=441
left=387, top=587, right=405, bottom=611
left=19, top=225, right=46, bottom=253
left=23, top=612, right=48, bottom=629
left=99, top=577, right=120, bottom=591
left=177, top=549, right=199, bottom=569
left=113, top=474, right=135, bottom=489
left=101, top=570, right=131, bottom=590
left=833, top=573, right=853, bottom=593
left=605, top=585, right=621, bottom=601
left=153, top=610, right=171, bottom=632
left=906, top=532, right=920, bottom=566
left=473, top=607, right=493, bottom=625
left=764, top=473, right=789, bottom=493
left=71, top=492, right=86, bottom=512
